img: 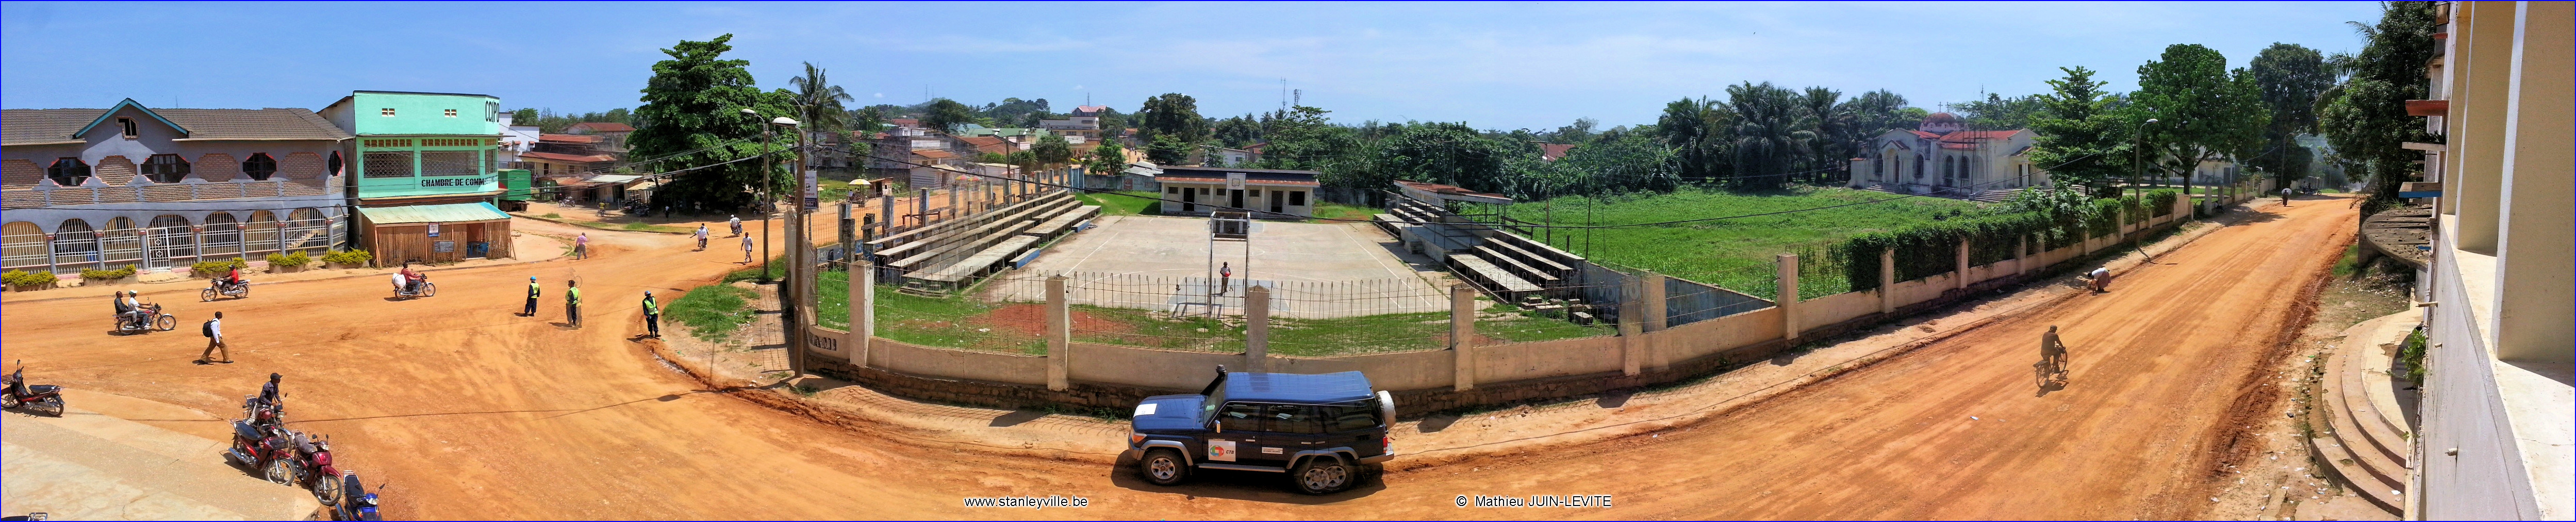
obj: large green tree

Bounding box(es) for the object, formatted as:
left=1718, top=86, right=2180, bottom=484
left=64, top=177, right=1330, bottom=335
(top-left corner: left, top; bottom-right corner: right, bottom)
left=1251, top=105, right=1361, bottom=172
left=2249, top=43, right=2334, bottom=189
left=1084, top=140, right=1127, bottom=177
left=2027, top=67, right=2133, bottom=198
left=1727, top=81, right=1808, bottom=190
left=1654, top=96, right=1733, bottom=184
left=2320, top=1, right=2439, bottom=206
left=2132, top=43, right=2267, bottom=197
left=1031, top=133, right=1074, bottom=170
left=1133, top=93, right=1208, bottom=164
left=626, top=34, right=795, bottom=212
left=920, top=98, right=975, bottom=134
left=1368, top=122, right=1510, bottom=193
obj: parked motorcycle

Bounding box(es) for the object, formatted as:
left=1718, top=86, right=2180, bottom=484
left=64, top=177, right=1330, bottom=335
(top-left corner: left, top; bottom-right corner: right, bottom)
left=202, top=278, right=250, bottom=302
left=392, top=273, right=436, bottom=299
left=2, top=361, right=66, bottom=416
left=114, top=303, right=177, bottom=334
left=289, top=431, right=345, bottom=504
left=240, top=394, right=284, bottom=429
left=328, top=472, right=381, bottom=520
left=225, top=419, right=300, bottom=486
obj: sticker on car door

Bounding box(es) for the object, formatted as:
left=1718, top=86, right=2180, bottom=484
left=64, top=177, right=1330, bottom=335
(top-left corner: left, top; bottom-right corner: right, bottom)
left=1208, top=439, right=1237, bottom=462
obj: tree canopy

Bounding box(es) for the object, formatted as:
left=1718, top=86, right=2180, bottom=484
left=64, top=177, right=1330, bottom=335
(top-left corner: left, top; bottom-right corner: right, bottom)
left=2320, top=1, right=2439, bottom=206
left=2249, top=43, right=2334, bottom=188
left=2132, top=43, right=2267, bottom=192
left=2027, top=67, right=2133, bottom=198
left=1133, top=93, right=1208, bottom=164
left=626, top=34, right=795, bottom=212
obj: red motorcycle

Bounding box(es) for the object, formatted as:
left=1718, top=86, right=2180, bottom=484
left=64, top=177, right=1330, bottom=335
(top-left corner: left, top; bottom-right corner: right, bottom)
left=289, top=431, right=346, bottom=504
left=226, top=419, right=299, bottom=486
left=1, top=362, right=65, bottom=416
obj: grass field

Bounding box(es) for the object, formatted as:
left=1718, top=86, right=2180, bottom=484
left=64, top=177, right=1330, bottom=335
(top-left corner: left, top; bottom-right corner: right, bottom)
left=1310, top=201, right=1378, bottom=223
left=666, top=284, right=758, bottom=341
left=1076, top=190, right=1162, bottom=216
left=1501, top=186, right=1983, bottom=295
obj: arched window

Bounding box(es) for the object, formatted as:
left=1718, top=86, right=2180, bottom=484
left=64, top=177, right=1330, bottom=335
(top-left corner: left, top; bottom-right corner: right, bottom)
left=243, top=210, right=279, bottom=253
left=52, top=219, right=98, bottom=270
left=47, top=158, right=90, bottom=186
left=242, top=153, right=278, bottom=181
left=1, top=222, right=44, bottom=272
left=147, top=215, right=194, bottom=264
left=284, top=208, right=326, bottom=252
left=142, top=154, right=192, bottom=183
left=201, top=212, right=241, bottom=260
left=100, top=217, right=141, bottom=268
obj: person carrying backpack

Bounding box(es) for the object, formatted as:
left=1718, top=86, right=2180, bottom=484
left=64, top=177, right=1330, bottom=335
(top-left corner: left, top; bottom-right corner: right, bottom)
left=197, top=312, right=231, bottom=364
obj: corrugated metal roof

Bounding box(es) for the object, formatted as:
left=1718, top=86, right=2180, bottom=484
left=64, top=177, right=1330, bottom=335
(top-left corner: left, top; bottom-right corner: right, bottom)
left=584, top=174, right=643, bottom=184
left=359, top=202, right=509, bottom=224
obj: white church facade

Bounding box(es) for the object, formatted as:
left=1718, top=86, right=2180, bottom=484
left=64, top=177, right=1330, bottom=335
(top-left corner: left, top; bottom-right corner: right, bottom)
left=1847, top=112, right=2044, bottom=199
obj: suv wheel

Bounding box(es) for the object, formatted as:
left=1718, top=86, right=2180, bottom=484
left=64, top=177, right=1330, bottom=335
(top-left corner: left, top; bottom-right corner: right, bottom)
left=1140, top=448, right=1190, bottom=486
left=1291, top=456, right=1353, bottom=495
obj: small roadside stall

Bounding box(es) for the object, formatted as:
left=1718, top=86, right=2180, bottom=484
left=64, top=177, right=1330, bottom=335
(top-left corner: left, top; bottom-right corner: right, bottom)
left=356, top=202, right=515, bottom=264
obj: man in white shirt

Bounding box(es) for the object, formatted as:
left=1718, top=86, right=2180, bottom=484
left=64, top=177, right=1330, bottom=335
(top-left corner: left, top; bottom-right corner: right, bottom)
left=198, top=312, right=230, bottom=364
left=741, top=233, right=756, bottom=264
left=2089, top=267, right=2112, bottom=293
left=729, top=215, right=743, bottom=237
left=694, top=224, right=710, bottom=251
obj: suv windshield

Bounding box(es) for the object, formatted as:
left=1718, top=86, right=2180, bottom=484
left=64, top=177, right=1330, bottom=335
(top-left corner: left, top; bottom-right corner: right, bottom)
left=1196, top=387, right=1226, bottom=426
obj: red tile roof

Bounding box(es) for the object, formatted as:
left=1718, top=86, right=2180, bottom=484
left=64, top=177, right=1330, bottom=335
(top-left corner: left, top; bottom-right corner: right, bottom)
left=567, top=122, right=633, bottom=133
left=539, top=134, right=603, bottom=143
left=1540, top=143, right=1578, bottom=161
left=914, top=149, right=956, bottom=160
left=519, top=152, right=617, bottom=163
left=958, top=136, right=1009, bottom=154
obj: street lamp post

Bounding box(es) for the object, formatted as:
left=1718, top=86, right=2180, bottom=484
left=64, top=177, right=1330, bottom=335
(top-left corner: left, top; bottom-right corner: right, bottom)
left=744, top=108, right=807, bottom=375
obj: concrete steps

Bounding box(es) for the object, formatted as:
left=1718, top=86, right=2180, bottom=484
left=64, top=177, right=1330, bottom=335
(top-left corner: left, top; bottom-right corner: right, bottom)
left=2307, top=312, right=2420, bottom=514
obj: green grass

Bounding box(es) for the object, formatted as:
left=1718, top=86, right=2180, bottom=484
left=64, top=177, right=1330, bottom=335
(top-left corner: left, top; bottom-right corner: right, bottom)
left=1310, top=201, right=1378, bottom=223
left=562, top=219, right=692, bottom=234
left=1502, top=186, right=1982, bottom=293
left=723, top=255, right=787, bottom=284
left=666, top=284, right=758, bottom=341
left=542, top=213, right=562, bottom=219
left=1076, top=190, right=1161, bottom=216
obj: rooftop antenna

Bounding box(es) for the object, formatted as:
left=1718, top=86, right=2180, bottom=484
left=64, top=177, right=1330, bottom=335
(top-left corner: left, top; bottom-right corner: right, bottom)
left=1280, top=78, right=1289, bottom=111
left=1293, top=89, right=1301, bottom=108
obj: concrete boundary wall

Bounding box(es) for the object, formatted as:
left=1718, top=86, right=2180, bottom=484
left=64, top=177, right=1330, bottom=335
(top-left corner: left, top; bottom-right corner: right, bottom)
left=811, top=211, right=2191, bottom=415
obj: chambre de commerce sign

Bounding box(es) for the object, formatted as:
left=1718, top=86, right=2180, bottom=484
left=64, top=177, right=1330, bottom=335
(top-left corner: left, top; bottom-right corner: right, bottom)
left=419, top=176, right=492, bottom=188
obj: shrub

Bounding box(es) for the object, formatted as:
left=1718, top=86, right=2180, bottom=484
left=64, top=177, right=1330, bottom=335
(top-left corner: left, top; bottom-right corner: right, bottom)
left=2146, top=189, right=2180, bottom=217
left=190, top=257, right=249, bottom=278
left=2, top=269, right=56, bottom=287
left=81, top=265, right=138, bottom=280
left=266, top=251, right=312, bottom=268
left=321, top=249, right=373, bottom=266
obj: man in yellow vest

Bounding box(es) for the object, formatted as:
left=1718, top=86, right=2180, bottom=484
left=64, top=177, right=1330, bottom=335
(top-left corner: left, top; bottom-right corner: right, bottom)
left=565, top=280, right=583, bottom=329
left=640, top=291, right=661, bottom=339
left=520, top=277, right=540, bottom=317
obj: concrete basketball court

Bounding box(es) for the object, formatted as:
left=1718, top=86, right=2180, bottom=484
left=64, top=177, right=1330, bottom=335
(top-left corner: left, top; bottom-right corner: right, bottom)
left=1023, top=215, right=1431, bottom=284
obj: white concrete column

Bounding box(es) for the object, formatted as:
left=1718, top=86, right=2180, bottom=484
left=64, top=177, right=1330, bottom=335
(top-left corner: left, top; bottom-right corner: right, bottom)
left=1954, top=239, right=1970, bottom=290
left=1776, top=254, right=1801, bottom=341
left=1878, top=248, right=1896, bottom=314
left=1450, top=284, right=1476, bottom=389
left=850, top=260, right=873, bottom=364
left=1641, top=273, right=1667, bottom=333
left=1244, top=285, right=1271, bottom=372
left=2014, top=235, right=2029, bottom=276
left=2454, top=1, right=2517, bottom=252
left=1045, top=275, right=1070, bottom=390
left=1619, top=277, right=1644, bottom=376
left=2491, top=0, right=2573, bottom=363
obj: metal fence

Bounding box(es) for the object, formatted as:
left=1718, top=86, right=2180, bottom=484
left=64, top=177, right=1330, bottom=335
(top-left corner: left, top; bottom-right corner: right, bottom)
left=1, top=221, right=338, bottom=274
left=981, top=270, right=1449, bottom=319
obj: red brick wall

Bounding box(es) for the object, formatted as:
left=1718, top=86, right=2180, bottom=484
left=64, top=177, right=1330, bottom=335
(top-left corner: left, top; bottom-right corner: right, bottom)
left=1, top=159, right=40, bottom=187
left=94, top=156, right=135, bottom=186
left=193, top=154, right=236, bottom=182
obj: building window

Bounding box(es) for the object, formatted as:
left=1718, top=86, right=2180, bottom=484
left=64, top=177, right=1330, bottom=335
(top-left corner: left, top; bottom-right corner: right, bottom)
left=241, top=153, right=278, bottom=181
left=1290, top=190, right=1307, bottom=206
left=443, top=109, right=459, bottom=118
left=327, top=151, right=344, bottom=176
left=380, top=108, right=397, bottom=117
left=1166, top=186, right=1178, bottom=194
left=119, top=117, right=138, bottom=138
left=363, top=151, right=415, bottom=178
left=484, top=101, right=500, bottom=123
left=46, top=158, right=90, bottom=186
left=419, top=151, right=478, bottom=177
left=141, top=154, right=191, bottom=183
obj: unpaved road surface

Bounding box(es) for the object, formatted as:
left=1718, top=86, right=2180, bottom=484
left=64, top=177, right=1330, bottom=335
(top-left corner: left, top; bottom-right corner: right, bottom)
left=0, top=198, right=2351, bottom=519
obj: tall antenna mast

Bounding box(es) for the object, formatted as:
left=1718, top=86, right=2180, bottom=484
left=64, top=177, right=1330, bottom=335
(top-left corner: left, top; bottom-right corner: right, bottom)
left=1293, top=89, right=1301, bottom=107
left=1280, top=78, right=1289, bottom=111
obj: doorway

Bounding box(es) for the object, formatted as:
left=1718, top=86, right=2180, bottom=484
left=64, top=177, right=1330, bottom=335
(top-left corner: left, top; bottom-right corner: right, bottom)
left=1229, top=189, right=1244, bottom=210
left=1269, top=190, right=1284, bottom=214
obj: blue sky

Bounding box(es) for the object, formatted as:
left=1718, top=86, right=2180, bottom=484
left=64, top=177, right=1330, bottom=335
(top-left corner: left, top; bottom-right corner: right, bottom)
left=3, top=1, right=2383, bottom=130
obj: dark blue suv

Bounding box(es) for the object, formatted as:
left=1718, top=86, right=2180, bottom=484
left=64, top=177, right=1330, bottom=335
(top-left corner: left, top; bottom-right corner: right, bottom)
left=1127, top=367, right=1395, bottom=495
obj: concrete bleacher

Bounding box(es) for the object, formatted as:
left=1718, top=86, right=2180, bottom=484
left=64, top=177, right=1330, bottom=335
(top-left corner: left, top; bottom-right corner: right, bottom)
left=870, top=189, right=1102, bottom=293
left=1374, top=195, right=1595, bottom=301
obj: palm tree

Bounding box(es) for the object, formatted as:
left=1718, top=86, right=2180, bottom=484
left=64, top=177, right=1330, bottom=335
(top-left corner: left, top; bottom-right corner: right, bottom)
left=1727, top=82, right=1803, bottom=189
left=788, top=62, right=853, bottom=134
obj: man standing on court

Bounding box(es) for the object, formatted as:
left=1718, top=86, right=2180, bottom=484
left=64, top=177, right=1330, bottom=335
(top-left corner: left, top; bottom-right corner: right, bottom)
left=521, top=277, right=540, bottom=317
left=574, top=232, right=590, bottom=260
left=740, top=232, right=755, bottom=264
left=640, top=291, right=662, bottom=339
left=197, top=312, right=231, bottom=364
left=565, top=280, right=583, bottom=329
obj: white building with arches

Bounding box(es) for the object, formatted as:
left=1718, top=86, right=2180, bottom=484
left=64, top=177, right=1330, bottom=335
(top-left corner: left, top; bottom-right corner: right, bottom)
left=2, top=99, right=351, bottom=276
left=1847, top=112, right=2045, bottom=200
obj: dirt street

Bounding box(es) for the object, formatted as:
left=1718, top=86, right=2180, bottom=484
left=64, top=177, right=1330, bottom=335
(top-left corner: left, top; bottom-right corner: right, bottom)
left=0, top=197, right=2353, bottom=519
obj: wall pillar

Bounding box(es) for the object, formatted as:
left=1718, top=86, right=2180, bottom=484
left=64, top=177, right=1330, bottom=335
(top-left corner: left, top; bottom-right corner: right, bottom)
left=1878, top=248, right=1896, bottom=314
left=1776, top=254, right=1801, bottom=341
left=1450, top=284, right=1476, bottom=389
left=1045, top=275, right=1070, bottom=390
left=2014, top=235, right=2029, bottom=276
left=1954, top=239, right=1971, bottom=290
left=1619, top=276, right=1644, bottom=376
left=1244, top=285, right=1271, bottom=372
left=849, top=257, right=873, bottom=364
left=2491, top=0, right=2574, bottom=362
left=1641, top=273, right=1669, bottom=372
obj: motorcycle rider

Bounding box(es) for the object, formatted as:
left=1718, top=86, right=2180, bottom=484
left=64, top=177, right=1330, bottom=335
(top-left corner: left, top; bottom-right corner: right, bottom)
left=113, top=290, right=135, bottom=327
left=116, top=291, right=148, bottom=329
left=398, top=262, right=421, bottom=295
left=253, top=372, right=284, bottom=426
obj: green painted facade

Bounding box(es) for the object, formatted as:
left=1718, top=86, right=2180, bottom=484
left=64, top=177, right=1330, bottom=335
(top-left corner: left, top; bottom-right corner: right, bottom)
left=323, top=91, right=505, bottom=200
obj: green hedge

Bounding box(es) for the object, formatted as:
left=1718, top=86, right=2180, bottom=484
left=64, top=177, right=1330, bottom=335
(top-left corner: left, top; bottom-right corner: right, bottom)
left=1838, top=190, right=2174, bottom=291
left=2147, top=189, right=2179, bottom=217
left=81, top=265, right=137, bottom=280
left=265, top=252, right=311, bottom=268
left=190, top=257, right=249, bottom=278
left=2, top=269, right=56, bottom=287
left=321, top=249, right=372, bottom=265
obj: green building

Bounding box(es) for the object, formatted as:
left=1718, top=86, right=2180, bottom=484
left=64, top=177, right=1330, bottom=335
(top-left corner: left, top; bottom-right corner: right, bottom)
left=320, top=91, right=516, bottom=263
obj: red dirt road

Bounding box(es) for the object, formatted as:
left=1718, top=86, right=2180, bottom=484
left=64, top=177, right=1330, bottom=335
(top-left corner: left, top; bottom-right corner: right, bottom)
left=0, top=198, right=2351, bottom=519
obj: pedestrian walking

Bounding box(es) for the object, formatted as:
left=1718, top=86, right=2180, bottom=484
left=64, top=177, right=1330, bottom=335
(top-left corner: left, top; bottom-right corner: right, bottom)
left=641, top=291, right=662, bottom=339
left=565, top=280, right=583, bottom=329
left=197, top=312, right=232, bottom=364
left=728, top=215, right=742, bottom=237
left=521, top=277, right=540, bottom=317
left=740, top=233, right=755, bottom=264
left=574, top=232, right=590, bottom=260
left=693, top=224, right=709, bottom=251
left=2280, top=187, right=2292, bottom=206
